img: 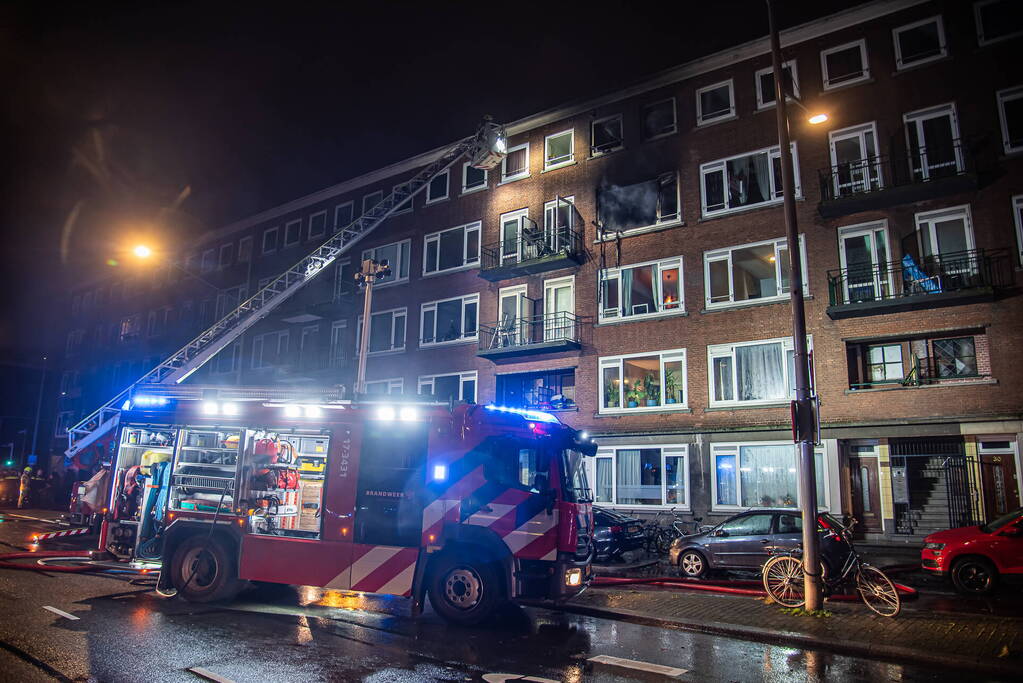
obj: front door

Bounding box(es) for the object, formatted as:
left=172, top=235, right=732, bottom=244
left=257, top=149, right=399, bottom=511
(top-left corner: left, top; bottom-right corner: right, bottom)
left=709, top=512, right=775, bottom=568
left=850, top=456, right=882, bottom=534
left=981, top=454, right=1021, bottom=520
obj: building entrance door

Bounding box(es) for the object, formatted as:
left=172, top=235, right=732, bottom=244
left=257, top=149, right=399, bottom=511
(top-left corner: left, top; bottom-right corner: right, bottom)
left=981, top=454, right=1020, bottom=520
left=849, top=457, right=882, bottom=534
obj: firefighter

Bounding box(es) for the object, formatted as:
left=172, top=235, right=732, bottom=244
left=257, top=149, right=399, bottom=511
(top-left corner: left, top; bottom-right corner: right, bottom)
left=18, top=466, right=32, bottom=509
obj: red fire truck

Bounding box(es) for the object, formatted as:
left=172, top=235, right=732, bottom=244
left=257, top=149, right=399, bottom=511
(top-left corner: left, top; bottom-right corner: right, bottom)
left=97, top=389, right=595, bottom=624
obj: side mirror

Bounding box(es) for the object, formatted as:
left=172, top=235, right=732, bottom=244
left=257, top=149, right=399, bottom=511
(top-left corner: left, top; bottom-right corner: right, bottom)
left=714, top=529, right=728, bottom=538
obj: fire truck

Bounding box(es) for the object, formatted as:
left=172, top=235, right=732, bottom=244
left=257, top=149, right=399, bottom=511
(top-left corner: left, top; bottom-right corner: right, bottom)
left=98, top=388, right=595, bottom=624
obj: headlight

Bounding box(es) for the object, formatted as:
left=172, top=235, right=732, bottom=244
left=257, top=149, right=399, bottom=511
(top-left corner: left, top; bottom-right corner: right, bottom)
left=923, top=542, right=945, bottom=551
left=565, top=568, right=582, bottom=587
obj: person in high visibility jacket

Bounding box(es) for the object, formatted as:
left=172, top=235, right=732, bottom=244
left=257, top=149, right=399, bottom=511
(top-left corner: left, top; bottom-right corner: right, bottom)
left=18, top=467, right=32, bottom=509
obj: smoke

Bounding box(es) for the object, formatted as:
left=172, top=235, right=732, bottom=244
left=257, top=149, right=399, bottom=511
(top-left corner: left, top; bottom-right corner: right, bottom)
left=597, top=179, right=659, bottom=234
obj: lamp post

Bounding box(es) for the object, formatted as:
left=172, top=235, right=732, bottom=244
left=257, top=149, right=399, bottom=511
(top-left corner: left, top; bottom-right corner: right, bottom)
left=767, top=0, right=823, bottom=611
left=353, top=258, right=391, bottom=396
left=132, top=245, right=221, bottom=294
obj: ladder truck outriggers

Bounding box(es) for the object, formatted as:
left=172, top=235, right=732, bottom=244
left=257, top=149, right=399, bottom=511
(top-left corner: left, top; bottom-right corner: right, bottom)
left=64, top=120, right=597, bottom=623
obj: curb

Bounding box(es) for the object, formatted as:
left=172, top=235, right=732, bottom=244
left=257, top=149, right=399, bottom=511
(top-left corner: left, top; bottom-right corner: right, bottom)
left=552, top=601, right=1022, bottom=677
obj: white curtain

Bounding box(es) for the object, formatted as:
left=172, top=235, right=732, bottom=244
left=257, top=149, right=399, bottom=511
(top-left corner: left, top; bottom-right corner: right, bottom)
left=596, top=459, right=613, bottom=503
left=751, top=152, right=771, bottom=203
left=616, top=450, right=641, bottom=504
left=739, top=445, right=796, bottom=508
left=737, top=342, right=786, bottom=400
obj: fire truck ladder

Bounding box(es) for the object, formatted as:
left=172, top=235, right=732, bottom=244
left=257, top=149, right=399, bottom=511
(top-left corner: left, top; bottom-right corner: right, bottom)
left=66, top=120, right=507, bottom=458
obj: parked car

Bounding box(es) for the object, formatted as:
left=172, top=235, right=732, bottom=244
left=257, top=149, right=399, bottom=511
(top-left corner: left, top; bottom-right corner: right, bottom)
left=592, top=507, right=645, bottom=562
left=921, top=507, right=1023, bottom=595
left=668, top=509, right=849, bottom=578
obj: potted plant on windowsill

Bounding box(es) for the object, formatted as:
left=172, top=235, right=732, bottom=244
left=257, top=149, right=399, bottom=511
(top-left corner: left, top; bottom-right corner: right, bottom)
left=663, top=369, right=681, bottom=404
left=644, top=372, right=660, bottom=407
left=604, top=383, right=620, bottom=410
left=626, top=383, right=642, bottom=408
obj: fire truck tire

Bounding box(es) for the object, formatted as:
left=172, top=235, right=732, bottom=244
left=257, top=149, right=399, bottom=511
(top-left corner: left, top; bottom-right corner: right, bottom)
left=169, top=535, right=242, bottom=603
left=427, top=553, right=504, bottom=625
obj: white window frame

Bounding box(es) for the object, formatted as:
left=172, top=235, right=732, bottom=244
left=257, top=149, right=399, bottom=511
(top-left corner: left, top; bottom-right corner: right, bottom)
left=262, top=227, right=278, bottom=254
left=284, top=219, right=302, bottom=246
left=332, top=258, right=352, bottom=301
left=904, top=102, right=963, bottom=179
left=641, top=97, right=677, bottom=140
left=821, top=39, right=870, bottom=90
left=590, top=113, right=624, bottom=156
left=828, top=121, right=883, bottom=197
left=975, top=0, right=1023, bottom=46
left=914, top=204, right=976, bottom=260
left=500, top=142, right=530, bottom=183
left=357, top=307, right=407, bottom=356
left=498, top=208, right=532, bottom=264
left=366, top=378, right=404, bottom=395
left=597, top=172, right=681, bottom=236
left=997, top=86, right=1023, bottom=155
left=425, top=169, right=450, bottom=205
left=1013, top=195, right=1023, bottom=265
left=543, top=275, right=576, bottom=342
left=420, top=293, right=479, bottom=347
left=423, top=221, right=481, bottom=275
left=212, top=341, right=242, bottom=376
left=361, top=239, right=411, bottom=287
left=696, top=79, right=736, bottom=125
left=328, top=319, right=347, bottom=369
left=461, top=161, right=488, bottom=195
left=700, top=143, right=801, bottom=218
left=543, top=129, right=575, bottom=170
left=417, top=371, right=477, bottom=403
left=893, top=15, right=947, bottom=70
left=837, top=220, right=894, bottom=303
left=599, top=255, right=685, bottom=322
left=363, top=190, right=383, bottom=216
left=707, top=336, right=812, bottom=408
left=251, top=330, right=289, bottom=369
left=334, top=201, right=354, bottom=233
left=598, top=348, right=688, bottom=414
left=704, top=235, right=808, bottom=310
left=308, top=210, right=327, bottom=239
left=392, top=182, right=413, bottom=215
left=238, top=236, right=253, bottom=263
left=710, top=441, right=830, bottom=512
left=755, top=60, right=799, bottom=109
left=592, top=445, right=690, bottom=510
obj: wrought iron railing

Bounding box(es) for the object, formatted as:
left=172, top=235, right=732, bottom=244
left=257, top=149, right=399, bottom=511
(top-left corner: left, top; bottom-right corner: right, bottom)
left=480, top=224, right=583, bottom=271
left=827, top=248, right=1008, bottom=307
left=479, top=312, right=581, bottom=351
left=818, top=139, right=970, bottom=202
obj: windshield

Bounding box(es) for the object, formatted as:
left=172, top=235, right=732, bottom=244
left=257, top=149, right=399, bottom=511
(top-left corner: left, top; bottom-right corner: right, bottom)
left=981, top=507, right=1023, bottom=533
left=561, top=449, right=592, bottom=503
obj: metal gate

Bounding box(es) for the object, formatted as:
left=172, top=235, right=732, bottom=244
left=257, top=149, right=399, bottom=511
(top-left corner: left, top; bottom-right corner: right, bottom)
left=889, top=438, right=978, bottom=535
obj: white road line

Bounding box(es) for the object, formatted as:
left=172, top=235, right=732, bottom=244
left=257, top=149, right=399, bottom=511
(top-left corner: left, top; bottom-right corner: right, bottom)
left=588, top=655, right=688, bottom=678
left=482, top=675, right=559, bottom=683
left=42, top=606, right=79, bottom=621
left=188, top=666, right=237, bottom=683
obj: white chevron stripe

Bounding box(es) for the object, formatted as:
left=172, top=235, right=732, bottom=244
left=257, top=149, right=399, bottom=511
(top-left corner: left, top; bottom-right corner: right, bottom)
left=541, top=548, right=557, bottom=561
left=421, top=499, right=447, bottom=532
left=324, top=571, right=351, bottom=590
left=349, top=546, right=402, bottom=586
left=374, top=560, right=417, bottom=596
left=504, top=510, right=558, bottom=554
left=466, top=503, right=516, bottom=528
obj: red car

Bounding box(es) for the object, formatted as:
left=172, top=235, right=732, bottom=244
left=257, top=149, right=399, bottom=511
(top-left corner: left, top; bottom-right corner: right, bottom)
left=921, top=507, right=1023, bottom=595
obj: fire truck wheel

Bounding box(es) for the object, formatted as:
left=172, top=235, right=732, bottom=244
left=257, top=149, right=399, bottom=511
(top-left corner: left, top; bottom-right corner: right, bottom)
left=428, top=553, right=503, bottom=625
left=169, top=535, right=241, bottom=603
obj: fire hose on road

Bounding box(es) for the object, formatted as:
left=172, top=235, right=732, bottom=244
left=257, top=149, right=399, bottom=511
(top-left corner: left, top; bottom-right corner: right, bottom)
left=591, top=575, right=919, bottom=601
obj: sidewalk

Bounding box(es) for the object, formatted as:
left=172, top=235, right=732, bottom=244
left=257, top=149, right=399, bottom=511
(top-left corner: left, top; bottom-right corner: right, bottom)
left=563, top=584, right=1023, bottom=676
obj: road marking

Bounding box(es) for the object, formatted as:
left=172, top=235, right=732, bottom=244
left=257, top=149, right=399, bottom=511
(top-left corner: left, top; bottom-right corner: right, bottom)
left=42, top=606, right=79, bottom=621
left=482, top=675, right=559, bottom=683
left=588, top=655, right=687, bottom=678
left=188, top=666, right=237, bottom=683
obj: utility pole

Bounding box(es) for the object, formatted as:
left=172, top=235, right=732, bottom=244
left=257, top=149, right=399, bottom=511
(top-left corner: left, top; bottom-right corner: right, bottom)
left=767, top=0, right=822, bottom=611
left=29, top=355, right=47, bottom=467
left=353, top=259, right=391, bottom=396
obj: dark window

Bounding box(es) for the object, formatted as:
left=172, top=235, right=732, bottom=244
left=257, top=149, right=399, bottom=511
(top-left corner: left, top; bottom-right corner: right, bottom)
left=591, top=115, right=623, bottom=154
left=354, top=423, right=429, bottom=547
left=641, top=99, right=676, bottom=139
left=895, top=19, right=944, bottom=67
left=976, top=0, right=1023, bottom=45
left=464, top=164, right=486, bottom=191
left=932, top=337, right=977, bottom=377
left=496, top=369, right=576, bottom=410
left=597, top=173, right=678, bottom=232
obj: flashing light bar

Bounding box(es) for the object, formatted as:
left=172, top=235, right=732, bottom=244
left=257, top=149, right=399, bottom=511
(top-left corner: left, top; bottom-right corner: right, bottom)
left=484, top=404, right=559, bottom=424
left=133, top=396, right=170, bottom=407
left=372, top=405, right=420, bottom=422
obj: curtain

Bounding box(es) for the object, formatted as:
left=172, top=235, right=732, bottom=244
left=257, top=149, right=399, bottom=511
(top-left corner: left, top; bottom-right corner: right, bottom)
left=751, top=152, right=771, bottom=204
left=739, top=445, right=796, bottom=508
left=616, top=450, right=641, bottom=504
left=737, top=342, right=785, bottom=400
left=596, top=459, right=613, bottom=503
left=716, top=454, right=736, bottom=505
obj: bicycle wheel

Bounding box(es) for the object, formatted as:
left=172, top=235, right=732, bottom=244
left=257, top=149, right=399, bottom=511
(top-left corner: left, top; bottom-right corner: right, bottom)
left=762, top=555, right=806, bottom=607
left=656, top=528, right=677, bottom=554
left=856, top=565, right=901, bottom=617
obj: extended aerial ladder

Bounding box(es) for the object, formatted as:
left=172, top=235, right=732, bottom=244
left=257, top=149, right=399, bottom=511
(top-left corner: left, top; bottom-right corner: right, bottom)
left=66, top=119, right=508, bottom=459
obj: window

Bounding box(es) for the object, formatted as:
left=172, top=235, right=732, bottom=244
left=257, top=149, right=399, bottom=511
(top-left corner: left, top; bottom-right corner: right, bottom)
left=597, top=172, right=680, bottom=233
left=543, top=275, right=575, bottom=341
left=701, top=144, right=799, bottom=217
left=418, top=371, right=476, bottom=403
left=600, top=256, right=683, bottom=321
left=420, top=293, right=479, bottom=346
left=213, top=341, right=242, bottom=375
left=238, top=236, right=253, bottom=263
left=544, top=129, right=574, bottom=169
left=299, top=325, right=319, bottom=366
left=334, top=202, right=354, bottom=232
left=366, top=378, right=403, bottom=395
left=219, top=243, right=233, bottom=269
left=357, top=308, right=407, bottom=354
left=1014, top=195, right=1023, bottom=265
left=847, top=332, right=988, bottom=388
left=712, top=443, right=825, bottom=510
left=866, top=344, right=904, bottom=384
left=361, top=239, right=410, bottom=286
left=915, top=205, right=975, bottom=261
left=328, top=320, right=347, bottom=369
left=462, top=162, right=487, bottom=194
left=262, top=228, right=278, bottom=254
left=904, top=103, right=962, bottom=180
left=821, top=39, right=870, bottom=89
left=392, top=183, right=413, bottom=215
left=696, top=80, right=735, bottom=125
left=592, top=445, right=688, bottom=508
left=426, top=170, right=449, bottom=204
left=704, top=236, right=806, bottom=309
left=591, top=114, right=623, bottom=155
left=119, top=316, right=141, bottom=341
left=216, top=285, right=246, bottom=319
left=252, top=330, right=289, bottom=369
left=501, top=143, right=529, bottom=182
left=309, top=211, right=327, bottom=239
left=975, top=0, right=1023, bottom=46
left=599, top=349, right=687, bottom=413
left=837, top=221, right=893, bottom=304
left=828, top=122, right=882, bottom=197
left=708, top=336, right=809, bottom=407
left=997, top=86, right=1023, bottom=155
left=363, top=190, right=383, bottom=215
left=55, top=411, right=75, bottom=438
left=333, top=259, right=355, bottom=301
left=641, top=98, right=676, bottom=140
left=201, top=249, right=216, bottom=273
left=424, top=222, right=480, bottom=274
left=498, top=209, right=533, bottom=263
left=894, top=16, right=947, bottom=69
left=933, top=337, right=978, bottom=378
left=755, top=61, right=798, bottom=109
left=496, top=369, right=576, bottom=411
left=284, top=219, right=302, bottom=246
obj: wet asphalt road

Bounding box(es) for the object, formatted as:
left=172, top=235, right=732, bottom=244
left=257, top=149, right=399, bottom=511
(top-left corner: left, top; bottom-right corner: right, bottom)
left=0, top=513, right=1004, bottom=682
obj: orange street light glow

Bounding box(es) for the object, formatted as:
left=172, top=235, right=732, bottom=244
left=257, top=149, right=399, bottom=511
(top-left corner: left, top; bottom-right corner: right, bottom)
left=808, top=113, right=829, bottom=125
left=133, top=245, right=153, bottom=259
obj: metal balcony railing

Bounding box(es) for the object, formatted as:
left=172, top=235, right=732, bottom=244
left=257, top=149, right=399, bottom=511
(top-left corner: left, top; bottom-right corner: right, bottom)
left=827, top=248, right=1008, bottom=307
left=818, top=139, right=971, bottom=203
left=480, top=224, right=583, bottom=272
left=479, top=312, right=581, bottom=352
left=851, top=355, right=980, bottom=390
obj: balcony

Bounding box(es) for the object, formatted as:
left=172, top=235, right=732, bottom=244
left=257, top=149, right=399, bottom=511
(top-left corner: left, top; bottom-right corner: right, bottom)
left=479, top=222, right=584, bottom=282
left=817, top=140, right=976, bottom=218
left=478, top=312, right=582, bottom=360
left=850, top=354, right=980, bottom=391
left=826, top=249, right=1010, bottom=319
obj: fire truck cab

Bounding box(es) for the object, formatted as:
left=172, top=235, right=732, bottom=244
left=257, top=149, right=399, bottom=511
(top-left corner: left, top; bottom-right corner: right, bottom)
left=99, top=391, right=595, bottom=624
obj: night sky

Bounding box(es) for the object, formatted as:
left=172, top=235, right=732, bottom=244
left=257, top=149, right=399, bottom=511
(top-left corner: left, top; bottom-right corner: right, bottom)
left=0, top=0, right=863, bottom=366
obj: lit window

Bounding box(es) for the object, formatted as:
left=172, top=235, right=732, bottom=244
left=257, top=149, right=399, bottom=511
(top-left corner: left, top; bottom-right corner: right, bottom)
left=426, top=170, right=450, bottom=204
left=501, top=143, right=530, bottom=182
left=893, top=16, right=947, bottom=69
left=755, top=61, right=798, bottom=109
left=641, top=98, right=676, bottom=140
left=704, top=236, right=806, bottom=309
left=820, top=39, right=870, bottom=90
left=591, top=114, right=623, bottom=155
left=708, top=337, right=810, bottom=407
left=424, top=222, right=480, bottom=274
left=712, top=443, right=825, bottom=510
left=544, top=129, right=574, bottom=169
left=597, top=172, right=680, bottom=233
left=599, top=349, right=687, bottom=413
left=975, top=0, right=1023, bottom=46
left=997, top=86, right=1023, bottom=155
left=462, top=162, right=487, bottom=194
left=696, top=80, right=735, bottom=125
left=866, top=344, right=904, bottom=384
left=420, top=294, right=479, bottom=346
left=599, top=256, right=683, bottom=321
left=361, top=239, right=411, bottom=286
left=593, top=445, right=688, bottom=507
left=700, top=144, right=800, bottom=217
left=309, top=211, right=327, bottom=239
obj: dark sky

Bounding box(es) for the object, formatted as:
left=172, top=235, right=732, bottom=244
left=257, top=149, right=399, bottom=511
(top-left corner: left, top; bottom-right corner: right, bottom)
left=0, top=0, right=862, bottom=365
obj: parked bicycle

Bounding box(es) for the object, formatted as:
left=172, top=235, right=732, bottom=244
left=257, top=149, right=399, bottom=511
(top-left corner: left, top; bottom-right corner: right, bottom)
left=641, top=509, right=714, bottom=555
left=761, top=515, right=901, bottom=617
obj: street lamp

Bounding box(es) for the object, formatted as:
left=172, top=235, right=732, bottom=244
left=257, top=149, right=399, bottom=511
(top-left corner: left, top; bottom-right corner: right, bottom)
left=133, top=244, right=153, bottom=259
left=767, top=0, right=823, bottom=611
left=129, top=244, right=220, bottom=294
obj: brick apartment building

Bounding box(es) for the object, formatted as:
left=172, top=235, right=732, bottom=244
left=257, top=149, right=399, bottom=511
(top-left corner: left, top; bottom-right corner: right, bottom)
left=56, top=0, right=1023, bottom=544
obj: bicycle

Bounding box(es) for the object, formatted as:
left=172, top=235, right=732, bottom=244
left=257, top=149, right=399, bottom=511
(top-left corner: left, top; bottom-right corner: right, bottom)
left=761, top=516, right=901, bottom=617
left=641, top=511, right=669, bottom=555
